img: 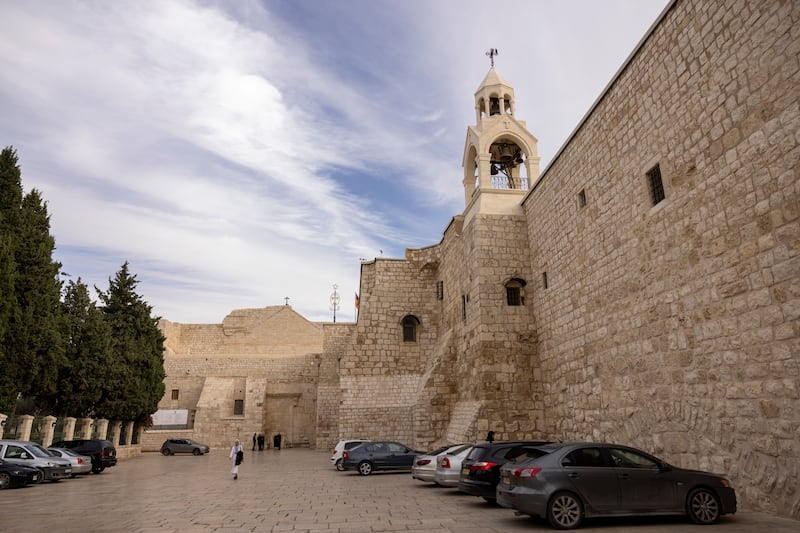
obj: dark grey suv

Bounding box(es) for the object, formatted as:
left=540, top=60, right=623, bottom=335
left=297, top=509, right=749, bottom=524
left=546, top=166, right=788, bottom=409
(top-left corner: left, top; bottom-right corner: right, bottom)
left=51, top=439, right=117, bottom=473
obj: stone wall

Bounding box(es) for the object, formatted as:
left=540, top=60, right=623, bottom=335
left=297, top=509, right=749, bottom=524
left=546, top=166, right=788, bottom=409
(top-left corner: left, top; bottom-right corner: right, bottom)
left=521, top=0, right=798, bottom=518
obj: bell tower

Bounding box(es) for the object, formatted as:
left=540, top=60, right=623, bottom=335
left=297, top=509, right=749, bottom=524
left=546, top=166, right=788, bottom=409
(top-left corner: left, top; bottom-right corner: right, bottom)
left=462, top=50, right=540, bottom=223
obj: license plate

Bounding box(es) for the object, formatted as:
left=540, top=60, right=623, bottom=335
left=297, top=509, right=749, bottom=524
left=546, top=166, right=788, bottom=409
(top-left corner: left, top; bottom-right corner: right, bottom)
left=65, top=468, right=72, bottom=473
left=462, top=467, right=469, bottom=475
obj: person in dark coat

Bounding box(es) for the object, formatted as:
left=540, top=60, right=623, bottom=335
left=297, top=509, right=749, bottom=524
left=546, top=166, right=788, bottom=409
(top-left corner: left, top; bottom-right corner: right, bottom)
left=486, top=430, right=495, bottom=443
left=273, top=432, right=282, bottom=450
left=252, top=433, right=257, bottom=451
left=257, top=433, right=265, bottom=451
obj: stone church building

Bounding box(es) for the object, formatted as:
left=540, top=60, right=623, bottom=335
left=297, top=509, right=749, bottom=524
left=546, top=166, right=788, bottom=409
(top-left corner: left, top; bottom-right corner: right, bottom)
left=145, top=0, right=798, bottom=519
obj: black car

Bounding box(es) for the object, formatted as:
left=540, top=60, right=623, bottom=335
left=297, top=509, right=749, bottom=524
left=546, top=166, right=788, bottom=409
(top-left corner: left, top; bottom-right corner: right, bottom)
left=51, top=439, right=117, bottom=473
left=458, top=441, right=550, bottom=502
left=496, top=442, right=737, bottom=529
left=341, top=441, right=425, bottom=475
left=0, top=459, right=42, bottom=489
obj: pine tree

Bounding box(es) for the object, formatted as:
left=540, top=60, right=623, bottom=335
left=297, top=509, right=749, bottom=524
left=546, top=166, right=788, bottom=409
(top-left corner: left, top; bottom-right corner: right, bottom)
left=96, top=262, right=165, bottom=421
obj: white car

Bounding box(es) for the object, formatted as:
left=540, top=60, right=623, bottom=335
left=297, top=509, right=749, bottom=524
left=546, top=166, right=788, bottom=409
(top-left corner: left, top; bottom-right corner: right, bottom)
left=330, top=439, right=370, bottom=471
left=48, top=447, right=93, bottom=476
left=412, top=444, right=470, bottom=483
left=434, top=444, right=473, bottom=487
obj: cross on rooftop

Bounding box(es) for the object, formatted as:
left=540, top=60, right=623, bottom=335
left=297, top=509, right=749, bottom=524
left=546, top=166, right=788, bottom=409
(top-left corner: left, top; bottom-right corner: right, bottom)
left=486, top=48, right=499, bottom=67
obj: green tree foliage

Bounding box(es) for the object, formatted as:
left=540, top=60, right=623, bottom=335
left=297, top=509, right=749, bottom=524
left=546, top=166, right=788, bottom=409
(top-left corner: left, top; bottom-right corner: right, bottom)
left=53, top=279, right=114, bottom=416
left=0, top=147, right=23, bottom=412
left=16, top=188, right=65, bottom=408
left=96, top=262, right=165, bottom=421
left=0, top=147, right=64, bottom=413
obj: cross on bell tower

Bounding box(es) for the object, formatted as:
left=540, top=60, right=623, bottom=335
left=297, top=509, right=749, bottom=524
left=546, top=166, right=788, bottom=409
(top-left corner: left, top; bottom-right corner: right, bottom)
left=486, top=48, right=499, bottom=67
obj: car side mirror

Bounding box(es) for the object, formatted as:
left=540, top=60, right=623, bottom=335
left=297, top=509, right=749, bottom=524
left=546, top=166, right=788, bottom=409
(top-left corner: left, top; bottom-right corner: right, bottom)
left=21, top=453, right=29, bottom=459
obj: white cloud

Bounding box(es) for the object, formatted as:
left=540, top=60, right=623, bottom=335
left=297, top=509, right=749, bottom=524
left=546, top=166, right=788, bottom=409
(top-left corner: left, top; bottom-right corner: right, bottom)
left=0, top=0, right=669, bottom=323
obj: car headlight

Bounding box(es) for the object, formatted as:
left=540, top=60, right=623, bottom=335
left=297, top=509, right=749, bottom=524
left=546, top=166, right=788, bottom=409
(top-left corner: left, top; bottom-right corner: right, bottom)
left=720, top=478, right=731, bottom=488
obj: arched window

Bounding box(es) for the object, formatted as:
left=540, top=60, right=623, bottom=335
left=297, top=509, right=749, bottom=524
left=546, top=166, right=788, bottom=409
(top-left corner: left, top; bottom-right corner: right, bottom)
left=504, top=278, right=526, bottom=306
left=402, top=315, right=420, bottom=342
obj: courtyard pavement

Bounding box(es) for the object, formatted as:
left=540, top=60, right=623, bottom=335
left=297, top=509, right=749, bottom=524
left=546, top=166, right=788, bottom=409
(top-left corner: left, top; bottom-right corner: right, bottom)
left=0, top=448, right=797, bottom=532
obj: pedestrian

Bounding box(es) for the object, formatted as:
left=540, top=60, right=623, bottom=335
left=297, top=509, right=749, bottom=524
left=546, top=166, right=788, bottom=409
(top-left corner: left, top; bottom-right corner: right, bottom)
left=229, top=439, right=243, bottom=480
left=252, top=433, right=257, bottom=451
left=273, top=432, right=282, bottom=450
left=486, top=430, right=495, bottom=443
left=257, top=433, right=264, bottom=451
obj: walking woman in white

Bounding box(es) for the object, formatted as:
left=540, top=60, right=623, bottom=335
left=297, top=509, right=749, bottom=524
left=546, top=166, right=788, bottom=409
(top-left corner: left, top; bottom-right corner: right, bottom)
left=229, top=439, right=243, bottom=480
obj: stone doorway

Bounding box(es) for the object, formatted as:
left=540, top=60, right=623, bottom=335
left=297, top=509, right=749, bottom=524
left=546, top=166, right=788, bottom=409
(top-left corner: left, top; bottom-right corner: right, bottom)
left=263, top=393, right=313, bottom=448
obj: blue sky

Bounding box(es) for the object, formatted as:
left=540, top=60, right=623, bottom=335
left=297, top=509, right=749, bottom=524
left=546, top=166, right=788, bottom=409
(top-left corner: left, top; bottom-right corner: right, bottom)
left=0, top=0, right=669, bottom=324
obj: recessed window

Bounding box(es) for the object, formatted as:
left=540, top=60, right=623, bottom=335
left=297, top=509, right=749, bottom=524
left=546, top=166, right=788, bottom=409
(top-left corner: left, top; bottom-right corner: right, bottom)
left=646, top=164, right=665, bottom=205
left=461, top=295, right=467, bottom=323
left=578, top=189, right=587, bottom=208
left=233, top=399, right=244, bottom=415
left=171, top=389, right=179, bottom=400
left=436, top=281, right=444, bottom=301
left=505, top=278, right=526, bottom=306
left=542, top=272, right=548, bottom=289
left=402, top=315, right=420, bottom=342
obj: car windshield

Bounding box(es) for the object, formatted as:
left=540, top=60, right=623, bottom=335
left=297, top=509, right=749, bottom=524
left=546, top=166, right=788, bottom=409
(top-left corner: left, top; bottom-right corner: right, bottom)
left=28, top=444, right=53, bottom=458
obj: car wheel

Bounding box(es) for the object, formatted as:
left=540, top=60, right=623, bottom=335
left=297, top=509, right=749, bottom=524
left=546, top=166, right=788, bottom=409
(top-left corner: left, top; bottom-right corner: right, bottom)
left=335, top=459, right=345, bottom=471
left=481, top=496, right=498, bottom=504
left=547, top=491, right=584, bottom=530
left=0, top=472, right=11, bottom=489
left=192, top=448, right=201, bottom=456
left=358, top=461, right=374, bottom=476
left=92, top=464, right=105, bottom=474
left=162, top=448, right=171, bottom=456
left=687, top=488, right=721, bottom=524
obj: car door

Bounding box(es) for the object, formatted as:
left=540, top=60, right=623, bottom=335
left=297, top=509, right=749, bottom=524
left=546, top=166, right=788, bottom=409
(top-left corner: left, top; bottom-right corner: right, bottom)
left=1, top=444, right=33, bottom=468
left=387, top=442, right=414, bottom=468
left=560, top=446, right=620, bottom=512
left=607, top=447, right=678, bottom=512
left=175, top=440, right=189, bottom=453
left=365, top=442, right=388, bottom=468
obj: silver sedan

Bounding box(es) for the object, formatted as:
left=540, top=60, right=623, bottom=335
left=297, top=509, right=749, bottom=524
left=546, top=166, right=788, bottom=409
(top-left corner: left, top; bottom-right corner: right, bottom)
left=434, top=444, right=473, bottom=487
left=48, top=448, right=92, bottom=476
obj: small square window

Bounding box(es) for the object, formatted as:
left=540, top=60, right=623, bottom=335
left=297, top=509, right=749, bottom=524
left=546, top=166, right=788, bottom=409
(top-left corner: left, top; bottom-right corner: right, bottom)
left=233, top=399, right=244, bottom=415
left=578, top=189, right=586, bottom=208
left=646, top=164, right=665, bottom=205
left=171, top=389, right=179, bottom=400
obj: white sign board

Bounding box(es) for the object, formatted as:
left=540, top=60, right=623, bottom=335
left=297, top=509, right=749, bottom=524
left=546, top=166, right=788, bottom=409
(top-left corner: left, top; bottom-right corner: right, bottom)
left=151, top=409, right=189, bottom=426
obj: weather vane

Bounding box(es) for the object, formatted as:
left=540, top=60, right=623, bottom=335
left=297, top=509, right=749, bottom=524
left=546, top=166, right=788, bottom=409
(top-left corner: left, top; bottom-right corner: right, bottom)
left=486, top=48, right=499, bottom=67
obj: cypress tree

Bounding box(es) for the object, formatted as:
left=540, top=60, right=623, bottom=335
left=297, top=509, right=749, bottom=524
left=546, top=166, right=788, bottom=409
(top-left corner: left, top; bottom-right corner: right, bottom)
left=54, top=278, right=113, bottom=416
left=96, top=262, right=165, bottom=421
left=16, top=188, right=65, bottom=408
left=0, top=147, right=24, bottom=412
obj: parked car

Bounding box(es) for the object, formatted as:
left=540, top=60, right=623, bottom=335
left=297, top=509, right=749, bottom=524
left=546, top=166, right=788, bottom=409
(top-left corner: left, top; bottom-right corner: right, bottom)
left=341, top=441, right=425, bottom=476
left=331, top=439, right=370, bottom=471
left=160, top=438, right=210, bottom=456
left=434, top=444, right=473, bottom=487
left=412, top=444, right=470, bottom=483
left=0, top=440, right=72, bottom=481
left=0, top=458, right=42, bottom=489
left=496, top=442, right=737, bottom=529
left=51, top=439, right=117, bottom=473
left=458, top=441, right=550, bottom=502
left=48, top=447, right=93, bottom=476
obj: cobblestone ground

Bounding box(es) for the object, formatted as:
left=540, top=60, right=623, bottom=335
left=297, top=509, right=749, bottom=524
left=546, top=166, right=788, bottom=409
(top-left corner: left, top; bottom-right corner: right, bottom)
left=1, top=448, right=797, bottom=532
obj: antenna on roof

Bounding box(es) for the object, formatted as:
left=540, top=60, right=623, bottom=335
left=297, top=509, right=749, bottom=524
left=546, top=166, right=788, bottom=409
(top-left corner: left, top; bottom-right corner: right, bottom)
left=486, top=48, right=499, bottom=68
